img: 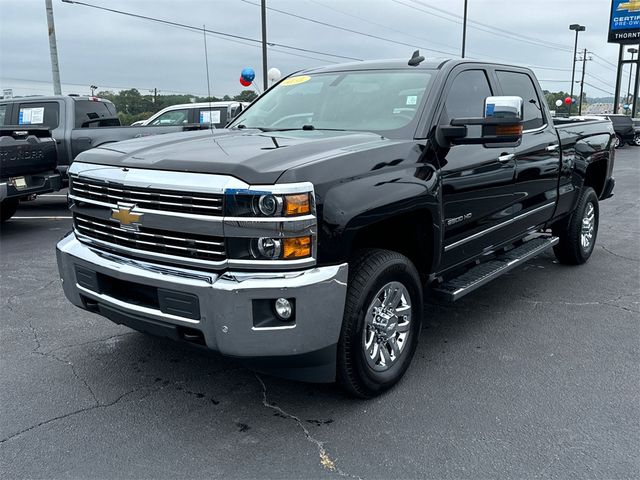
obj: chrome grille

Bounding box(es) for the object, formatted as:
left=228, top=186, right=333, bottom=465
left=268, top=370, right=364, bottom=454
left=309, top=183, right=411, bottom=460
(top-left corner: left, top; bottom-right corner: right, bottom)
left=70, top=175, right=224, bottom=216
left=74, top=213, right=226, bottom=262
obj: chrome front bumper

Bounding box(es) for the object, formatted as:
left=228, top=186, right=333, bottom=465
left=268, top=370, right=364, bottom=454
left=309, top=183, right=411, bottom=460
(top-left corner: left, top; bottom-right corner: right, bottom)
left=56, top=234, right=348, bottom=381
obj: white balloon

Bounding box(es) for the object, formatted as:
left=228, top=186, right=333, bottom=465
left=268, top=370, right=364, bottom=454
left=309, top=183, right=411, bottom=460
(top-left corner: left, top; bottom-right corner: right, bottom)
left=555, top=99, right=563, bottom=107
left=267, top=67, right=282, bottom=83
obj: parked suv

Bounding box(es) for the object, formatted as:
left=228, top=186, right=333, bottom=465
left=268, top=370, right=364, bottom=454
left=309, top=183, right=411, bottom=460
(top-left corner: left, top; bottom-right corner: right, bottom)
left=632, top=118, right=639, bottom=146
left=131, top=101, right=248, bottom=128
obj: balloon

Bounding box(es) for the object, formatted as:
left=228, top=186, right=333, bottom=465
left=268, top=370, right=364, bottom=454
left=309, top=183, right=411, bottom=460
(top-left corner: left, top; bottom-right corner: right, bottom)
left=239, top=76, right=252, bottom=87
left=564, top=97, right=572, bottom=105
left=267, top=67, right=282, bottom=83
left=571, top=97, right=577, bottom=104
left=241, top=67, right=255, bottom=83
left=555, top=99, right=563, bottom=107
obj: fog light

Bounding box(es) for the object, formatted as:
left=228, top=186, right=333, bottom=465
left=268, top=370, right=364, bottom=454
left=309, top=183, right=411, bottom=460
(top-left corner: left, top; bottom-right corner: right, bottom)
left=274, top=298, right=293, bottom=320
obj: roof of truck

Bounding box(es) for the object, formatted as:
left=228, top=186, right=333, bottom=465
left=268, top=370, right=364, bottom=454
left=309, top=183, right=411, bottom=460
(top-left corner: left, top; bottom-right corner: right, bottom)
left=301, top=58, right=536, bottom=74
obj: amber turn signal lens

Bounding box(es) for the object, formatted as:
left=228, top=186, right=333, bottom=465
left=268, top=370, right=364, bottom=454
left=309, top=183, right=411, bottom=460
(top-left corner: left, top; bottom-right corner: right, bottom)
left=284, top=193, right=311, bottom=216
left=282, top=236, right=312, bottom=259
left=496, top=124, right=523, bottom=136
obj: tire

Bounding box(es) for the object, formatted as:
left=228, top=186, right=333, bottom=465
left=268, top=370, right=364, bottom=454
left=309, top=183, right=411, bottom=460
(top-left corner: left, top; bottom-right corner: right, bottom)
left=552, top=187, right=599, bottom=265
left=0, top=199, right=19, bottom=223
left=614, top=134, right=623, bottom=148
left=337, top=249, right=423, bottom=398
left=634, top=134, right=640, bottom=147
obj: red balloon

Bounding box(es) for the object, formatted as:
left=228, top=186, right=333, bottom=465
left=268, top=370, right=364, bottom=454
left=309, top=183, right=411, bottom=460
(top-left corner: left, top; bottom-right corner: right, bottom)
left=239, top=76, right=252, bottom=87
left=564, top=97, right=572, bottom=105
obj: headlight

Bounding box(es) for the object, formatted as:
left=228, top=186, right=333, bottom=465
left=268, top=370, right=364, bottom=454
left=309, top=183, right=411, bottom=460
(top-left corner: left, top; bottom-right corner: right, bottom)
left=227, top=192, right=312, bottom=217
left=249, top=236, right=311, bottom=260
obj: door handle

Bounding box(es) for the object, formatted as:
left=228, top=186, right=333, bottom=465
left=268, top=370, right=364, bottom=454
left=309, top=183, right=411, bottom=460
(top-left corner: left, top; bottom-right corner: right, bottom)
left=546, top=144, right=560, bottom=152
left=498, top=153, right=515, bottom=163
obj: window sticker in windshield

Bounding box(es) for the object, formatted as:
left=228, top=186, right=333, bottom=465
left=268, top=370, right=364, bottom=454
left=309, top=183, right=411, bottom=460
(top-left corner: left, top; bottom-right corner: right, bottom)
left=200, top=110, right=221, bottom=124
left=19, top=107, right=45, bottom=125
left=281, top=75, right=311, bottom=86
left=406, top=95, right=418, bottom=106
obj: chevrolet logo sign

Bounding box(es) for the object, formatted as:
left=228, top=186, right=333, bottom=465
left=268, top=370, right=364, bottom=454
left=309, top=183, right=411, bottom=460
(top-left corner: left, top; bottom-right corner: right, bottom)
left=111, top=203, right=143, bottom=231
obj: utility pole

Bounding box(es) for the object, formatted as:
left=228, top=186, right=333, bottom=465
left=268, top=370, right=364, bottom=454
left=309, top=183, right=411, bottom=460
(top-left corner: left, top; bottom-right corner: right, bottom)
left=261, top=0, right=268, bottom=91
left=568, top=24, right=585, bottom=116
left=578, top=48, right=589, bottom=115
left=461, top=0, right=468, bottom=58
left=45, top=0, right=62, bottom=95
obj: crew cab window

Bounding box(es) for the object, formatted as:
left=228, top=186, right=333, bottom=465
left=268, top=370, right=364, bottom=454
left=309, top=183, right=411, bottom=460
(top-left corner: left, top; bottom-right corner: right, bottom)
left=74, top=100, right=116, bottom=128
left=17, top=102, right=60, bottom=129
left=496, top=71, right=545, bottom=130
left=441, top=70, right=492, bottom=122
left=149, top=109, right=189, bottom=126
left=0, top=104, right=7, bottom=125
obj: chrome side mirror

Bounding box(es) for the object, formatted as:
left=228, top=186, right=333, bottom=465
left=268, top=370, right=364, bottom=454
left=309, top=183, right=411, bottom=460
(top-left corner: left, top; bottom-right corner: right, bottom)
left=484, top=96, right=524, bottom=120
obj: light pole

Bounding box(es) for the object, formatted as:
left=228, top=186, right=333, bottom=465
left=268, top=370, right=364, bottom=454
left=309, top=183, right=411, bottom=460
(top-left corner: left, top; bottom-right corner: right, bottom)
left=569, top=24, right=586, bottom=116
left=461, top=0, right=468, bottom=58
left=626, top=47, right=638, bottom=112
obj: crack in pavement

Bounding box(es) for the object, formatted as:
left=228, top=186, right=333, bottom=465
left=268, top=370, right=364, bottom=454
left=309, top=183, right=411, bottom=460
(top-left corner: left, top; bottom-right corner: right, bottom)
left=0, top=385, right=162, bottom=444
left=255, top=374, right=362, bottom=479
left=599, top=245, right=640, bottom=263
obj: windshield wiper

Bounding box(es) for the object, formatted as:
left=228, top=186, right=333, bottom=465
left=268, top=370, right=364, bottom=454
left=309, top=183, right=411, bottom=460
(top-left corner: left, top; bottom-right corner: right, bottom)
left=233, top=124, right=347, bottom=132
left=258, top=125, right=347, bottom=132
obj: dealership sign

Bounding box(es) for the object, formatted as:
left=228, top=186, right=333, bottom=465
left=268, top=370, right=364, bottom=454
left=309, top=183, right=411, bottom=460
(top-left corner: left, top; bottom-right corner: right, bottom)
left=609, top=0, right=640, bottom=43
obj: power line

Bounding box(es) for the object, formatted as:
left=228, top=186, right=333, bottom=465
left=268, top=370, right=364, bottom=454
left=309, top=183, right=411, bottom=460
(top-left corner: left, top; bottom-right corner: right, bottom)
left=394, top=0, right=573, bottom=52
left=582, top=81, right=614, bottom=96
left=308, top=0, right=460, bottom=53
left=60, top=0, right=362, bottom=61
left=240, top=0, right=458, bottom=56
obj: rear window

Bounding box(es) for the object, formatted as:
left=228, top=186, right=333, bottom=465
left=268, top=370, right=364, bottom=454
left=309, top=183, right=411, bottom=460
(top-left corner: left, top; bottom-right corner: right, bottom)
left=0, top=104, right=7, bottom=125
left=496, top=71, right=545, bottom=130
left=74, top=100, right=116, bottom=128
left=17, top=102, right=60, bottom=129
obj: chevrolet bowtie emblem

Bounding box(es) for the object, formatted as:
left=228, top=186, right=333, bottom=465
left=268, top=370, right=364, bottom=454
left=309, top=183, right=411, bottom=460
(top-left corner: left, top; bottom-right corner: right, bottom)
left=111, top=203, right=142, bottom=231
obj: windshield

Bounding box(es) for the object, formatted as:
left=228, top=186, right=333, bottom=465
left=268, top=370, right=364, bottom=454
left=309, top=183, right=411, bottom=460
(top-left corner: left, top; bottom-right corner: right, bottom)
left=230, top=70, right=433, bottom=135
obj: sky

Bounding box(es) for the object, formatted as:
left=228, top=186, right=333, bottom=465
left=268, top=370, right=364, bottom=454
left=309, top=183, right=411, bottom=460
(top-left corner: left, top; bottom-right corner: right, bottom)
left=0, top=0, right=637, bottom=100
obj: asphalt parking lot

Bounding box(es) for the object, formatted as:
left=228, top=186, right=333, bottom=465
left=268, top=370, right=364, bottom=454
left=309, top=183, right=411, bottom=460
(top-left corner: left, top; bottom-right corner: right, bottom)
left=1, top=148, right=638, bottom=479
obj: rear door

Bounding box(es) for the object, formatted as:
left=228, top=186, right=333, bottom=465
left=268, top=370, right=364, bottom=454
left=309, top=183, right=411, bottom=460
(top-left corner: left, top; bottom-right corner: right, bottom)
left=494, top=69, right=560, bottom=231
left=437, top=67, right=517, bottom=269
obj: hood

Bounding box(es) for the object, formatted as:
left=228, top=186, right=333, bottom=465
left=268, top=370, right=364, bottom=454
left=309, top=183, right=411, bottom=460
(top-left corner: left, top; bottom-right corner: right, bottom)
left=75, top=128, right=394, bottom=184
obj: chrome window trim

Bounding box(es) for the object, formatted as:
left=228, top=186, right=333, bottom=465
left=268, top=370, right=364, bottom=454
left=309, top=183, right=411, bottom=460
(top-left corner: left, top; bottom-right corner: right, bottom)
left=523, top=123, right=548, bottom=134
left=444, top=202, right=555, bottom=252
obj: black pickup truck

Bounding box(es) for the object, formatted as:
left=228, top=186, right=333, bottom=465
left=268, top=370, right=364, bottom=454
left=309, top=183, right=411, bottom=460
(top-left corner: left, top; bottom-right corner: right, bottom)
left=56, top=57, right=615, bottom=397
left=0, top=95, right=207, bottom=182
left=1, top=127, right=61, bottom=222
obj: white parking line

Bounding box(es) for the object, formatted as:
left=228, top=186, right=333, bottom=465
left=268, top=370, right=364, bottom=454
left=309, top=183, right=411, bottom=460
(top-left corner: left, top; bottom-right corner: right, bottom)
left=11, top=216, right=72, bottom=220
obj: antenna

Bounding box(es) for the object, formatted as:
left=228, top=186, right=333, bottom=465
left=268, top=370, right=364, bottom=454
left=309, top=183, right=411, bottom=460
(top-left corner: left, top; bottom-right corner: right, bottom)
left=408, top=50, right=425, bottom=67
left=203, top=24, right=213, bottom=131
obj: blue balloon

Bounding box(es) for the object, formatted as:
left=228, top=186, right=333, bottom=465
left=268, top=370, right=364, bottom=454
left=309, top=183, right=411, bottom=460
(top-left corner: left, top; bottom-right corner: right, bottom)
left=571, top=97, right=577, bottom=104
left=241, top=67, right=255, bottom=83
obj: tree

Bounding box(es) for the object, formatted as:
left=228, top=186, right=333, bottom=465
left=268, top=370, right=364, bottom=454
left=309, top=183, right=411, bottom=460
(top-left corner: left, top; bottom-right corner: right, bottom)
left=233, top=90, right=258, bottom=103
